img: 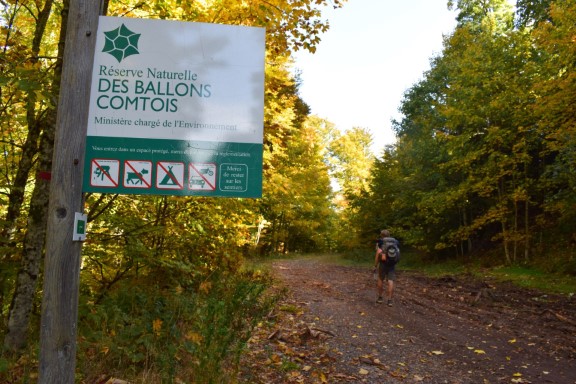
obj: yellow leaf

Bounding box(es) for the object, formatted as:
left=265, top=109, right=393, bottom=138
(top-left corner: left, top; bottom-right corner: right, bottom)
left=271, top=354, right=281, bottom=364
left=513, top=373, right=523, bottom=377
left=474, top=349, right=486, bottom=354
left=153, top=318, right=163, bottom=335
left=508, top=338, right=517, bottom=343
left=185, top=331, right=203, bottom=344
left=431, top=350, right=444, bottom=355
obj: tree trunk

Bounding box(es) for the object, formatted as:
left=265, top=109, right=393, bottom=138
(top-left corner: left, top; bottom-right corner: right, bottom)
left=4, top=113, right=58, bottom=351
left=523, top=147, right=530, bottom=263
left=3, top=0, right=62, bottom=353
left=498, top=178, right=512, bottom=265
left=524, top=197, right=530, bottom=262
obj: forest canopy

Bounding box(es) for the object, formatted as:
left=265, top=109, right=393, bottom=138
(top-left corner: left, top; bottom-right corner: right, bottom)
left=354, top=0, right=575, bottom=270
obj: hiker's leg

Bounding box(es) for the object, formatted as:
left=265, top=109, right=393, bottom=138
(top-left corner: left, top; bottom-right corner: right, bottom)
left=376, top=265, right=385, bottom=301
left=386, top=268, right=396, bottom=301
left=387, top=279, right=394, bottom=300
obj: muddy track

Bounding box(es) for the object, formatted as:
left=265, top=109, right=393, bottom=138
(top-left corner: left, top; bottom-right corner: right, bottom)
left=242, top=258, right=576, bottom=383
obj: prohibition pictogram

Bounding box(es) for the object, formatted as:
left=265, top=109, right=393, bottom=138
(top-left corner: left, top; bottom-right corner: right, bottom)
left=156, top=161, right=184, bottom=190
left=90, top=159, right=119, bottom=188
left=123, top=160, right=152, bottom=189
left=189, top=163, right=216, bottom=191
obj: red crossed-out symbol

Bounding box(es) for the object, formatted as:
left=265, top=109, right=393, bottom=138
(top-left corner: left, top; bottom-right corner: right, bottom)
left=157, top=162, right=183, bottom=189
left=125, top=161, right=151, bottom=188
left=92, top=159, right=118, bottom=187
left=189, top=163, right=216, bottom=190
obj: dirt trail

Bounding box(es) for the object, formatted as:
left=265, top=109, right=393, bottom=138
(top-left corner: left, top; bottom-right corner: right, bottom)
left=242, top=257, right=576, bottom=383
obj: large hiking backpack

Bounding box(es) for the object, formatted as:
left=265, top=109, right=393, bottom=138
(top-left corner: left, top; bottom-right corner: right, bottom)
left=381, top=237, right=400, bottom=265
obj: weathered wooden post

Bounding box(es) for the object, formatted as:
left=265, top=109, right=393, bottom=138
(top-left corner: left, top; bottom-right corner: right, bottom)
left=38, top=1, right=101, bottom=382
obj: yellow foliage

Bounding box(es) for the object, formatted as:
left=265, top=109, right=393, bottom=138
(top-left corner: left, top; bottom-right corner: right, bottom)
left=185, top=331, right=203, bottom=344
left=153, top=319, right=163, bottom=336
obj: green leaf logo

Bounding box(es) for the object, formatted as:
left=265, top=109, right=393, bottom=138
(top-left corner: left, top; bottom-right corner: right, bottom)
left=102, top=24, right=141, bottom=63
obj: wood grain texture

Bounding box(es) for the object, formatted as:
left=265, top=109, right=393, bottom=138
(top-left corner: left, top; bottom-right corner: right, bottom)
left=38, top=1, right=102, bottom=382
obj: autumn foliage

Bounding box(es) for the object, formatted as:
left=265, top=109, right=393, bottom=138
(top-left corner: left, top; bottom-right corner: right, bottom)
left=353, top=0, right=576, bottom=271
left=1, top=0, right=576, bottom=382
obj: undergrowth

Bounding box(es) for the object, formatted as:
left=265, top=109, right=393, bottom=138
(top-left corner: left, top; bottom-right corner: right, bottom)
left=0, top=267, right=278, bottom=384
left=76, top=268, right=278, bottom=383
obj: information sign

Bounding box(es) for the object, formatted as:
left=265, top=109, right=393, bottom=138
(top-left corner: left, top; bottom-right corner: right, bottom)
left=83, top=16, right=265, bottom=197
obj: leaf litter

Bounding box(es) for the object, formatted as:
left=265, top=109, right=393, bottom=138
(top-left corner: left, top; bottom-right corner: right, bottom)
left=240, top=258, right=576, bottom=383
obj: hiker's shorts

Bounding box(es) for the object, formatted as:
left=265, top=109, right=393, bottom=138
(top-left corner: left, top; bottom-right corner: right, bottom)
left=378, top=262, right=396, bottom=281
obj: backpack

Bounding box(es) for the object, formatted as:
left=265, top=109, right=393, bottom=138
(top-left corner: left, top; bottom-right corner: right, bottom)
left=380, top=237, right=400, bottom=265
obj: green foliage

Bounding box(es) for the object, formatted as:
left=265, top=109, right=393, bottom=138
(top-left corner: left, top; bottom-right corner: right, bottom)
left=450, top=0, right=514, bottom=33
left=516, top=0, right=553, bottom=27
left=78, top=269, right=277, bottom=383
left=0, top=356, right=8, bottom=374
left=480, top=264, right=576, bottom=295
left=400, top=247, right=576, bottom=295
left=353, top=0, right=576, bottom=269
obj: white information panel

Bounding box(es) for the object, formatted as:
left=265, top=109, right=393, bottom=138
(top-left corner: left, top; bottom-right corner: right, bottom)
left=84, top=17, right=265, bottom=197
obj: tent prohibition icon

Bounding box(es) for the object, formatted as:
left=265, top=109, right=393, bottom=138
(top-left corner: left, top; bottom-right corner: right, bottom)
left=156, top=161, right=184, bottom=190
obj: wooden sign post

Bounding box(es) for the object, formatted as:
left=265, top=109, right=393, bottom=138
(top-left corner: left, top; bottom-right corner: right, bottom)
left=38, top=1, right=102, bottom=382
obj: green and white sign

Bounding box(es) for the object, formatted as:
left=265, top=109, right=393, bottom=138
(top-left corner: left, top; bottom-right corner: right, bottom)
left=83, top=16, right=265, bottom=197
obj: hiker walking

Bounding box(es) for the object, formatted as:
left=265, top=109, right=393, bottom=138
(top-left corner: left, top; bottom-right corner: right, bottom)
left=373, top=229, right=400, bottom=306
